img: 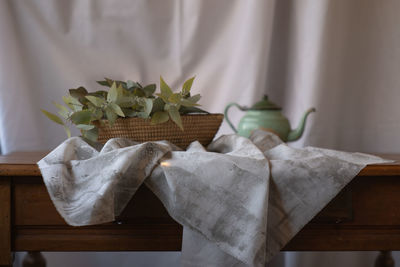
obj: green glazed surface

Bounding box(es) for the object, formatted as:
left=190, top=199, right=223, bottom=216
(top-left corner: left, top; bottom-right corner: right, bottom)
left=237, top=110, right=290, bottom=141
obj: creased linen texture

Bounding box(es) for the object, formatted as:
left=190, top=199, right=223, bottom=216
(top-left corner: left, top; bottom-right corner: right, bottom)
left=38, top=130, right=391, bottom=267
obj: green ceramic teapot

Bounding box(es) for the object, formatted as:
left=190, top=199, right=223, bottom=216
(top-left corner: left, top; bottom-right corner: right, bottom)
left=224, top=95, right=316, bottom=142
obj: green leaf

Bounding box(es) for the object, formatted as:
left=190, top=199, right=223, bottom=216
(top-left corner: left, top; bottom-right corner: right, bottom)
left=97, top=80, right=109, bottom=87
left=95, top=77, right=114, bottom=88
left=118, top=91, right=138, bottom=107
left=127, top=80, right=139, bottom=89
left=86, top=102, right=96, bottom=110
left=107, top=82, right=118, bottom=103
left=105, top=107, right=118, bottom=127
left=187, top=94, right=201, bottom=103
left=122, top=108, right=139, bottom=118
left=85, top=96, right=106, bottom=107
left=105, top=78, right=114, bottom=86
left=160, top=76, right=173, bottom=99
left=70, top=110, right=92, bottom=125
left=82, top=127, right=99, bottom=142
left=53, top=102, right=70, bottom=119
left=143, top=84, right=156, bottom=97
left=118, top=98, right=136, bottom=108
left=62, top=96, right=74, bottom=110
left=105, top=79, right=128, bottom=89
left=151, top=97, right=165, bottom=114
left=64, top=126, right=71, bottom=138
left=63, top=96, right=83, bottom=111
left=132, top=87, right=145, bottom=97
left=180, top=99, right=201, bottom=107
left=41, top=109, right=64, bottom=125
left=151, top=111, right=169, bottom=124
left=179, top=106, right=209, bottom=114
left=155, top=93, right=168, bottom=102
left=182, top=76, right=195, bottom=95
left=168, top=93, right=181, bottom=104
left=90, top=108, right=103, bottom=120
left=57, top=110, right=69, bottom=120
left=96, top=78, right=114, bottom=87
left=142, top=98, right=153, bottom=117
left=76, top=124, right=95, bottom=130
left=135, top=112, right=148, bottom=119
left=88, top=90, right=108, bottom=98
left=117, top=84, right=127, bottom=102
left=167, top=105, right=183, bottom=130
left=118, top=81, right=128, bottom=89
left=69, top=87, right=88, bottom=100
left=109, top=83, right=127, bottom=104
left=109, top=103, right=125, bottom=117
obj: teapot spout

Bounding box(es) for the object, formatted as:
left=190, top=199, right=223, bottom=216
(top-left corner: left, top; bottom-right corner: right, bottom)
left=287, top=107, right=316, bottom=142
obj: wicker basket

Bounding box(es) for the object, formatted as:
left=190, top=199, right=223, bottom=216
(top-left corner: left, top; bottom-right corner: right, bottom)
left=96, top=114, right=224, bottom=149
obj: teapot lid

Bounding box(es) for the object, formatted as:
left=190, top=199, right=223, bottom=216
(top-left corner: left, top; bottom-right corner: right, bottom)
left=250, top=95, right=281, bottom=110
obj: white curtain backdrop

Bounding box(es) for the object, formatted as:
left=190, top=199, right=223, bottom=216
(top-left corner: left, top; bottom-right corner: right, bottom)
left=1, top=0, right=400, bottom=266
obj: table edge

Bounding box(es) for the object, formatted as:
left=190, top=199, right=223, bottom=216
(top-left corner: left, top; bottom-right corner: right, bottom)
left=1, top=152, right=400, bottom=177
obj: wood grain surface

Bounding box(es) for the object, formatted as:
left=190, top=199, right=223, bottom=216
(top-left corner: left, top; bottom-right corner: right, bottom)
left=0, top=179, right=11, bottom=266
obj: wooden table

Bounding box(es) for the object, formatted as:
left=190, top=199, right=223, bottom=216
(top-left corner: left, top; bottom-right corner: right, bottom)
left=1, top=152, right=400, bottom=267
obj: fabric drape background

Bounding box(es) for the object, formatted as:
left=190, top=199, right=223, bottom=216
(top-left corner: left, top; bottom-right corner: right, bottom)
left=1, top=0, right=400, bottom=266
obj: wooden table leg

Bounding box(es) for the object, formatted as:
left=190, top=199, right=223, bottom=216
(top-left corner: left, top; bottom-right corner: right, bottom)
left=22, top=252, right=46, bottom=267
left=0, top=179, right=11, bottom=267
left=375, top=251, right=394, bottom=267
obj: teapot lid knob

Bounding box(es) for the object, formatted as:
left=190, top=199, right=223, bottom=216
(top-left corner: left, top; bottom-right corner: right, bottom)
left=250, top=95, right=281, bottom=110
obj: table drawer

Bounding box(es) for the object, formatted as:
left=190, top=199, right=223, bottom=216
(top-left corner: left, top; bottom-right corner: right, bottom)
left=13, top=179, right=174, bottom=226
left=312, top=176, right=400, bottom=226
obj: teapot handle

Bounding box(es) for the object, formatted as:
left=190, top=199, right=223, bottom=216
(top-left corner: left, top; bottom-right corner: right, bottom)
left=224, top=102, right=245, bottom=133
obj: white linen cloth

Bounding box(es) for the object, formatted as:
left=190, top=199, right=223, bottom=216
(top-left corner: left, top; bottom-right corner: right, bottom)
left=37, top=130, right=390, bottom=266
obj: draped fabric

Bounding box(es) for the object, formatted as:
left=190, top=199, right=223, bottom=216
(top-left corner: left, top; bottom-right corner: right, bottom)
left=2, top=0, right=400, bottom=266
left=37, top=132, right=389, bottom=266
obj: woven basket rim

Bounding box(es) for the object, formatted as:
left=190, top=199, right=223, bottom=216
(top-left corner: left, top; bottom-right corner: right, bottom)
left=96, top=113, right=223, bottom=123
left=117, top=113, right=223, bottom=118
